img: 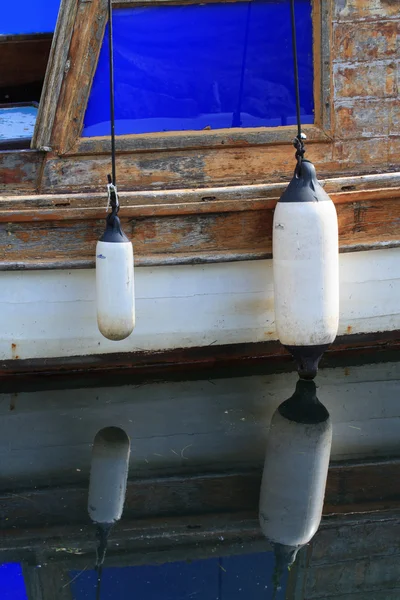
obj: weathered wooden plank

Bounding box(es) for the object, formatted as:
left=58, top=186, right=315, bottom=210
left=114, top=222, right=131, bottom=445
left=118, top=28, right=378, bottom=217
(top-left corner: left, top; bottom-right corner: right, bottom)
left=312, top=0, right=333, bottom=133
left=49, top=0, right=108, bottom=155
left=0, top=150, right=45, bottom=194
left=333, top=20, right=399, bottom=62
left=32, top=0, right=79, bottom=151
left=41, top=142, right=337, bottom=193
left=334, top=61, right=397, bottom=99
left=335, top=99, right=394, bottom=138
left=3, top=171, right=400, bottom=214
left=73, top=124, right=329, bottom=155
left=334, top=138, right=390, bottom=168
left=389, top=137, right=400, bottom=165
left=40, top=138, right=399, bottom=194
left=334, top=0, right=400, bottom=22
left=0, top=192, right=398, bottom=267
left=391, top=102, right=400, bottom=136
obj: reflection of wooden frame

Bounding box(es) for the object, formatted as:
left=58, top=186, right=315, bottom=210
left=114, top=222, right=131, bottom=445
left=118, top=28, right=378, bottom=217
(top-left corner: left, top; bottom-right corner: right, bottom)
left=33, top=0, right=332, bottom=155
left=2, top=458, right=400, bottom=562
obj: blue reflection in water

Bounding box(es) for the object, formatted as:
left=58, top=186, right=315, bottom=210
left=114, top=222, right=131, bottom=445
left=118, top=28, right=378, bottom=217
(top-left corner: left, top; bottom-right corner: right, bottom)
left=70, top=552, right=287, bottom=599
left=83, top=1, right=313, bottom=136
left=0, top=563, right=28, bottom=599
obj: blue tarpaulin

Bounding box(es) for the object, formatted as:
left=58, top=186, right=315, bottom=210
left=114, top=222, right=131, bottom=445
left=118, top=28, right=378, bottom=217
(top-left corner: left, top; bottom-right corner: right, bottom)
left=2, top=1, right=61, bottom=35
left=83, top=1, right=314, bottom=136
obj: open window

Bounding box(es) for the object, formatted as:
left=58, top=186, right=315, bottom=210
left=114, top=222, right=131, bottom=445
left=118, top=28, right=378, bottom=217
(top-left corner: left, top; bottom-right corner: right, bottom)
left=0, top=1, right=60, bottom=149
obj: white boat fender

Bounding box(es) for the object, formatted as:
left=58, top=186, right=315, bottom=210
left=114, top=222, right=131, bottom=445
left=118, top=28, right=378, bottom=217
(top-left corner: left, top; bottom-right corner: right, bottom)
left=273, top=159, right=339, bottom=379
left=96, top=182, right=135, bottom=341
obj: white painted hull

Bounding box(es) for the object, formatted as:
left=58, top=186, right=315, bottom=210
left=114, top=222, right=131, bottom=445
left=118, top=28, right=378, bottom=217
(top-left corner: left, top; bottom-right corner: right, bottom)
left=0, top=247, right=399, bottom=361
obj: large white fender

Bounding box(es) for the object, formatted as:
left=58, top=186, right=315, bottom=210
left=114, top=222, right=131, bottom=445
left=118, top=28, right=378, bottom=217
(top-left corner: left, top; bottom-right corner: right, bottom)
left=273, top=160, right=339, bottom=378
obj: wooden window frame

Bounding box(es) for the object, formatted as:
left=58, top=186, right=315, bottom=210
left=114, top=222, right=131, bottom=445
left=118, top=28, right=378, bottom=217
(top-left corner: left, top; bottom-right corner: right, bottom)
left=32, top=0, right=333, bottom=156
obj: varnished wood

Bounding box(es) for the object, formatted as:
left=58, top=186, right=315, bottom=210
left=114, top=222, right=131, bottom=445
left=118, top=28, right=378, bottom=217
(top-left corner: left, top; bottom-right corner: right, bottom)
left=72, top=124, right=329, bottom=155
left=32, top=0, right=79, bottom=151
left=0, top=176, right=399, bottom=269
left=49, top=0, right=108, bottom=155
left=41, top=138, right=400, bottom=194
left=0, top=150, right=45, bottom=194
left=334, top=0, right=399, bottom=21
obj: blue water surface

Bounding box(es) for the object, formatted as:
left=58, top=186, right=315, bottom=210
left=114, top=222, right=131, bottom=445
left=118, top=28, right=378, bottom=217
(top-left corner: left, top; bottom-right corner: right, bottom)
left=83, top=0, right=314, bottom=136
left=1, top=0, right=61, bottom=35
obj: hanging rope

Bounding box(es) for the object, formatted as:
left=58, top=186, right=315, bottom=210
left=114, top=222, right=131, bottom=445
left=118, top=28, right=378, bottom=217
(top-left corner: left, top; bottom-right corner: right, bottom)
left=290, top=0, right=306, bottom=173
left=95, top=564, right=103, bottom=600
left=107, top=0, right=118, bottom=217
left=94, top=523, right=111, bottom=600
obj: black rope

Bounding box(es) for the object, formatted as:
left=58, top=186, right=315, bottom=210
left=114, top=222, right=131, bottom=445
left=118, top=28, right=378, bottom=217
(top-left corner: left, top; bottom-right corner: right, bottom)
left=94, top=524, right=111, bottom=600
left=95, top=564, right=103, bottom=600
left=290, top=0, right=306, bottom=172
left=108, top=0, right=116, bottom=187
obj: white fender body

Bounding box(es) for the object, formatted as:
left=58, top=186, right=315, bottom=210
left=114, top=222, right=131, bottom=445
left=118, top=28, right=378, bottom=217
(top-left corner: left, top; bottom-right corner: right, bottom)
left=273, top=197, right=339, bottom=347
left=96, top=240, right=135, bottom=341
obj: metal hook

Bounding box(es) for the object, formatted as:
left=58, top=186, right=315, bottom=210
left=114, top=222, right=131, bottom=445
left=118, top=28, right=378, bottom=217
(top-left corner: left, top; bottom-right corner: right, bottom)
left=293, top=132, right=307, bottom=175
left=106, top=174, right=119, bottom=217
